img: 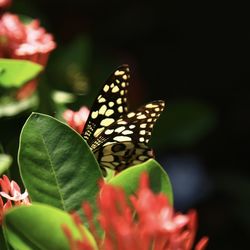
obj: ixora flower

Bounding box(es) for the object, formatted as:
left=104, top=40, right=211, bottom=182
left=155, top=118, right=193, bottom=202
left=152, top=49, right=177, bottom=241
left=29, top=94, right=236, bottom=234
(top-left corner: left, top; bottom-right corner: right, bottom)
left=63, top=173, right=209, bottom=250
left=0, top=13, right=56, bottom=64
left=0, top=0, right=11, bottom=11
left=63, top=106, right=90, bottom=134
left=0, top=0, right=56, bottom=99
left=0, top=175, right=30, bottom=224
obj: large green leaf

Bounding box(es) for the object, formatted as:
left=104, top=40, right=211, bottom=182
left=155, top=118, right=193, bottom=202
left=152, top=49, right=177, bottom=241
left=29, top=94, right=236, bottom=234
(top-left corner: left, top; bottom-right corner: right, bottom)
left=109, top=159, right=173, bottom=204
left=18, top=113, right=103, bottom=214
left=3, top=203, right=97, bottom=250
left=0, top=59, right=43, bottom=88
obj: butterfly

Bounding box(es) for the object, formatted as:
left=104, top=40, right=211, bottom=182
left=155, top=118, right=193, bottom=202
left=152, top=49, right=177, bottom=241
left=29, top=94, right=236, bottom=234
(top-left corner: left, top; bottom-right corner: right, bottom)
left=82, top=65, right=165, bottom=174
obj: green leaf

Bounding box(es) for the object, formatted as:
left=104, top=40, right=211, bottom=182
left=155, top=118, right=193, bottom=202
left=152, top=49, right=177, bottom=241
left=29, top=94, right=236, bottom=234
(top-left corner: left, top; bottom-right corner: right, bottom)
left=0, top=227, right=9, bottom=250
left=0, top=154, right=12, bottom=175
left=0, top=59, right=43, bottom=88
left=18, top=113, right=103, bottom=215
left=3, top=203, right=97, bottom=250
left=51, top=90, right=76, bottom=104
left=18, top=15, right=33, bottom=25
left=109, top=159, right=173, bottom=204
left=46, top=36, right=92, bottom=94
left=0, top=94, right=38, bottom=118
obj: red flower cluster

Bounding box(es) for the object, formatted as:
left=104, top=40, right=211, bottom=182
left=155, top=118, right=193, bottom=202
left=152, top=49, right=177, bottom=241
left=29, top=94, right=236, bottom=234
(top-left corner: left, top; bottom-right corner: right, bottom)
left=63, top=106, right=90, bottom=134
left=63, top=173, right=208, bottom=250
left=0, top=0, right=11, bottom=11
left=0, top=1, right=56, bottom=64
left=0, top=175, right=30, bottom=224
left=0, top=0, right=56, bottom=99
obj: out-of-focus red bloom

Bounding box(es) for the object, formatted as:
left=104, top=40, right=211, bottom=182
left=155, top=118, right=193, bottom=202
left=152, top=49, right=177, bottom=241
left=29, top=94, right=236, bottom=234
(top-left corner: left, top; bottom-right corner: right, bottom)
left=15, top=79, right=38, bottom=100
left=0, top=0, right=11, bottom=12
left=63, top=173, right=209, bottom=250
left=0, top=175, right=30, bottom=224
left=0, top=9, right=56, bottom=99
left=63, top=106, right=90, bottom=134
left=0, top=13, right=56, bottom=64
left=62, top=213, right=96, bottom=250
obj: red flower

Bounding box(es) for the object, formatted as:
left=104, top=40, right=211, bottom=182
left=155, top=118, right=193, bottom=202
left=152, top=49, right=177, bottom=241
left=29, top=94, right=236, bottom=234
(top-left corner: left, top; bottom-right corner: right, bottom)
left=0, top=175, right=30, bottom=224
left=0, top=10, right=56, bottom=99
left=62, top=213, right=96, bottom=250
left=0, top=0, right=11, bottom=12
left=63, top=106, right=90, bottom=134
left=63, top=173, right=209, bottom=250
left=0, top=13, right=56, bottom=64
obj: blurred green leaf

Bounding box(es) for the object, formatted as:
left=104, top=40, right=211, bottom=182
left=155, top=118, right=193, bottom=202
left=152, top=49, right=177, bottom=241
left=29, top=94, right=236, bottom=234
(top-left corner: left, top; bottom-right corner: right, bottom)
left=0, top=154, right=12, bottom=175
left=36, top=76, right=56, bottom=115
left=47, top=36, right=92, bottom=94
left=46, top=36, right=128, bottom=109
left=109, top=159, right=173, bottom=204
left=18, top=113, right=103, bottom=215
left=3, top=203, right=97, bottom=250
left=18, top=14, right=34, bottom=24
left=0, top=227, right=9, bottom=250
left=52, top=90, right=76, bottom=104
left=0, top=95, right=38, bottom=118
left=150, top=99, right=217, bottom=149
left=0, top=59, right=43, bottom=88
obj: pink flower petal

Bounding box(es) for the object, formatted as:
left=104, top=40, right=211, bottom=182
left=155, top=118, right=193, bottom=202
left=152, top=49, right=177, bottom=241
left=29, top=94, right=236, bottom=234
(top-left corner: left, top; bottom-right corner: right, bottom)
left=63, top=106, right=90, bottom=134
left=0, top=188, right=29, bottom=201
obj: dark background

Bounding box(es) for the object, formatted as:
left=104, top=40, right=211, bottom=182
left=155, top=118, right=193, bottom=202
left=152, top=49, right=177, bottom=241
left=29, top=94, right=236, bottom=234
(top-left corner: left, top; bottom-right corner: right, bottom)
left=6, top=1, right=250, bottom=249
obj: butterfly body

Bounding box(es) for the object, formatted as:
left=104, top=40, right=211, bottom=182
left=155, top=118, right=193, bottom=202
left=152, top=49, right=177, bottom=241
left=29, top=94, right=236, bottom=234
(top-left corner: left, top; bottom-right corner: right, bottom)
left=82, top=65, right=165, bottom=174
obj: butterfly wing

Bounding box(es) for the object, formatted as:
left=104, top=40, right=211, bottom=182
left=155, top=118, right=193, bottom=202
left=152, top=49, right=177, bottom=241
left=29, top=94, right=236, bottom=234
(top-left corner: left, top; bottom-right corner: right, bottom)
left=92, top=100, right=165, bottom=171
left=94, top=141, right=154, bottom=171
left=82, top=65, right=130, bottom=146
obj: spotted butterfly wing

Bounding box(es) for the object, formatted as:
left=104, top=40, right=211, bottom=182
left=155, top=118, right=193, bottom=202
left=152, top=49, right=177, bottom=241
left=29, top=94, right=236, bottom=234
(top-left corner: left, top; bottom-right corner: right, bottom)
left=82, top=65, right=165, bottom=173
left=82, top=65, right=130, bottom=146
left=92, top=100, right=165, bottom=171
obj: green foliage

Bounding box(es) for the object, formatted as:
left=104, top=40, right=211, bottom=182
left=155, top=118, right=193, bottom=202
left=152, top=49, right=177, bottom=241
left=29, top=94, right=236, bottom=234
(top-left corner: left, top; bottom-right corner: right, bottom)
left=3, top=203, right=97, bottom=250
left=46, top=36, right=92, bottom=94
left=0, top=59, right=43, bottom=88
left=0, top=112, right=173, bottom=249
left=0, top=154, right=12, bottom=175
left=18, top=113, right=103, bottom=214
left=1, top=62, right=174, bottom=248
left=0, top=227, right=9, bottom=250
left=109, top=159, right=173, bottom=204
left=0, top=59, right=41, bottom=118
left=46, top=36, right=121, bottom=109
left=0, top=94, right=38, bottom=118
left=0, top=3, right=207, bottom=249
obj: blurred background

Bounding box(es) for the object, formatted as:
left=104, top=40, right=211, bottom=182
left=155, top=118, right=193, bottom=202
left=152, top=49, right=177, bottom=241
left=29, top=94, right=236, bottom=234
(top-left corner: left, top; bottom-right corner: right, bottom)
left=1, top=1, right=250, bottom=249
